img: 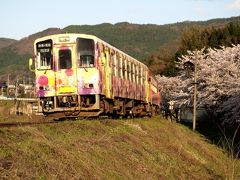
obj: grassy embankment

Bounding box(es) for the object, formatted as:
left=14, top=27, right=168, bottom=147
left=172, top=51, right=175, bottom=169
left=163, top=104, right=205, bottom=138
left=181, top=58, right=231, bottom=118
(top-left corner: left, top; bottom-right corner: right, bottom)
left=0, top=116, right=240, bottom=179
left=0, top=100, right=16, bottom=122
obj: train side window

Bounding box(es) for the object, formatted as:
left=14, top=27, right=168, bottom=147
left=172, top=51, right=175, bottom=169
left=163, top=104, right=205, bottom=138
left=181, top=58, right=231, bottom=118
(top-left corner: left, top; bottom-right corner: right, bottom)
left=139, top=66, right=142, bottom=85
left=143, top=69, right=145, bottom=83
left=119, top=57, right=122, bottom=78
left=152, top=77, right=157, bottom=87
left=125, top=59, right=128, bottom=80
left=136, top=65, right=139, bottom=84
left=111, top=54, right=114, bottom=75
left=132, top=63, right=135, bottom=83
left=127, top=60, right=130, bottom=81
left=128, top=61, right=132, bottom=82
left=148, top=77, right=152, bottom=82
left=104, top=48, right=108, bottom=65
left=112, top=53, right=117, bottom=76
left=59, top=49, right=72, bottom=69
left=77, top=38, right=95, bottom=68
left=122, top=59, right=126, bottom=80
left=115, top=56, right=118, bottom=76
left=100, top=50, right=105, bottom=66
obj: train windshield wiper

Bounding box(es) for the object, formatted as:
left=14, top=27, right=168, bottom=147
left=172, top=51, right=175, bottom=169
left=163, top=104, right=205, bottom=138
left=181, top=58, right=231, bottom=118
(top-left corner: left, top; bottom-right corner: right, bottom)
left=83, top=67, right=88, bottom=72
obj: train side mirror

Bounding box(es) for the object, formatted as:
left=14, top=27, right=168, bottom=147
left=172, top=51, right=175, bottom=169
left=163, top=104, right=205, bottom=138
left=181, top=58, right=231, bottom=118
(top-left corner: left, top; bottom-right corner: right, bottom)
left=29, top=58, right=35, bottom=72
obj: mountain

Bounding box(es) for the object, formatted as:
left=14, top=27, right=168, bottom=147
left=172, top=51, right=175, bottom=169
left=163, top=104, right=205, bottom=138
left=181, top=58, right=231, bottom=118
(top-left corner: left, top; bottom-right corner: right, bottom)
left=7, top=28, right=63, bottom=55
left=0, top=38, right=17, bottom=49
left=0, top=28, right=63, bottom=82
left=0, top=16, right=240, bottom=81
left=0, top=28, right=63, bottom=55
left=63, top=22, right=181, bottom=61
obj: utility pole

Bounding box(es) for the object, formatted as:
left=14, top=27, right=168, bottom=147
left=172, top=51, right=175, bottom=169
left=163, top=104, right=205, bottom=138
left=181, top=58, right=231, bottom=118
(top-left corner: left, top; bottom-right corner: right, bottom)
left=193, top=63, right=197, bottom=131
left=15, top=76, right=18, bottom=98
left=7, top=74, right=9, bottom=97
left=183, top=61, right=197, bottom=131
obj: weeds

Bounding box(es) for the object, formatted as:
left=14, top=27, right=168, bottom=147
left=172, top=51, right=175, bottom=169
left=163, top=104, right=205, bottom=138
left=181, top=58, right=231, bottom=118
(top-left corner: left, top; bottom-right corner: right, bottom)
left=217, top=124, right=240, bottom=180
left=0, top=117, right=239, bottom=179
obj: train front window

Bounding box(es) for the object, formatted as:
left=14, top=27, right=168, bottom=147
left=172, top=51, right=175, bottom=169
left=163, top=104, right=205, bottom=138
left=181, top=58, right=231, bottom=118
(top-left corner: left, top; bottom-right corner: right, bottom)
left=59, top=49, right=72, bottom=69
left=36, top=39, right=53, bottom=70
left=79, top=55, right=94, bottom=67
left=39, top=53, right=52, bottom=69
left=77, top=38, right=95, bottom=68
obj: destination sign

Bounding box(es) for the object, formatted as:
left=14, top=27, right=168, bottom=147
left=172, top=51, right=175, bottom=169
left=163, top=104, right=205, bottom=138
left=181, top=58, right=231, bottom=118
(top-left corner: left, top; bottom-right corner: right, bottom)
left=37, top=43, right=51, bottom=48
left=36, top=39, right=52, bottom=53
left=39, top=48, right=50, bottom=53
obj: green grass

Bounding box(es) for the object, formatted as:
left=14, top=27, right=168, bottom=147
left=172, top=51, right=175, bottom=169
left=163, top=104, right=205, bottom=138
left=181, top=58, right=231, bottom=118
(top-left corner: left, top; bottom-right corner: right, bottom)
left=0, top=117, right=239, bottom=179
left=0, top=101, right=15, bottom=122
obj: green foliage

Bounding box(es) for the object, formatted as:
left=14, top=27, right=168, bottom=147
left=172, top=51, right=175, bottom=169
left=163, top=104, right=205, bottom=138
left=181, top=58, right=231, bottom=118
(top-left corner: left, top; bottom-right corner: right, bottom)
left=177, top=22, right=240, bottom=57
left=0, top=47, right=31, bottom=79
left=63, top=23, right=180, bottom=61
left=161, top=60, right=178, bottom=77
left=0, top=48, right=26, bottom=66
left=0, top=47, right=33, bottom=81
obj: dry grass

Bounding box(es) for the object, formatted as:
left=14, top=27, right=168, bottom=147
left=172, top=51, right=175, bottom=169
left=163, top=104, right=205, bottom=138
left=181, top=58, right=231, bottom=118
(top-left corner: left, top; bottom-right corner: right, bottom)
left=0, top=117, right=239, bottom=179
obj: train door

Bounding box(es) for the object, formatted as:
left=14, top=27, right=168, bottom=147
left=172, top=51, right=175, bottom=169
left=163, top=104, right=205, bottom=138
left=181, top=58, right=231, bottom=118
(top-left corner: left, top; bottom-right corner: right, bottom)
left=103, top=48, right=111, bottom=98
left=55, top=46, right=77, bottom=95
left=145, top=70, right=150, bottom=103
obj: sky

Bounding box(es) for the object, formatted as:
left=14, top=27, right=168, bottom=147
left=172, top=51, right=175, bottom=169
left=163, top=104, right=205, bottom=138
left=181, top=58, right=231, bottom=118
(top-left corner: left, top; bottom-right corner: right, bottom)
left=1, top=0, right=240, bottom=40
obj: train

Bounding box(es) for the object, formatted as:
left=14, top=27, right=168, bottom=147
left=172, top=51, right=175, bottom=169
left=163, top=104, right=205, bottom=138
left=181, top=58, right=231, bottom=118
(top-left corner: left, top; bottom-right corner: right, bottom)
left=29, top=33, right=160, bottom=118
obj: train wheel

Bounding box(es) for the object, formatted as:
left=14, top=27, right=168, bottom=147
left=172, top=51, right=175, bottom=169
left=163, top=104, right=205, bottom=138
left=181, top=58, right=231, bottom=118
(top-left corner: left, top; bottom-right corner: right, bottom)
left=112, top=110, right=119, bottom=119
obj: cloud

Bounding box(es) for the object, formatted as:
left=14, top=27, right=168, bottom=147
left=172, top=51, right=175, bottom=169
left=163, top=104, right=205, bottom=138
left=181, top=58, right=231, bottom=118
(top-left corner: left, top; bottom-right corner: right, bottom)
left=226, top=0, right=240, bottom=9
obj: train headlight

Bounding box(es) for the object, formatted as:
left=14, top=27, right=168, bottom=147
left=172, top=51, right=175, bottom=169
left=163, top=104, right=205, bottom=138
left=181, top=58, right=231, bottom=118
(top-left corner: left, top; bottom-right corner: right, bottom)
left=83, top=83, right=94, bottom=89
left=39, top=85, right=50, bottom=91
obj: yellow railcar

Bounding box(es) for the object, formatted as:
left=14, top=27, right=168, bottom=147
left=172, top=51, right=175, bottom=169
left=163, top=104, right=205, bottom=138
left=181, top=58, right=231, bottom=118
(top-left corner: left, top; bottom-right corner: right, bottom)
left=30, top=33, right=160, bottom=117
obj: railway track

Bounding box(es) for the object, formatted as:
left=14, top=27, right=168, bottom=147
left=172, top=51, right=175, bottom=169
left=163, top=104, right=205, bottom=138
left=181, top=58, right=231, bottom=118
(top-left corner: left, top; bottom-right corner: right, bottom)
left=0, top=109, right=147, bottom=128
left=0, top=120, right=59, bottom=128
left=0, top=115, right=115, bottom=128
left=0, top=113, right=70, bottom=128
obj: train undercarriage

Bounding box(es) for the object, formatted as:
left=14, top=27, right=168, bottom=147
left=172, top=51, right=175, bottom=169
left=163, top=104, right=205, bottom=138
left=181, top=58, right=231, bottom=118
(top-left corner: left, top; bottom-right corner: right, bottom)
left=39, top=94, right=159, bottom=118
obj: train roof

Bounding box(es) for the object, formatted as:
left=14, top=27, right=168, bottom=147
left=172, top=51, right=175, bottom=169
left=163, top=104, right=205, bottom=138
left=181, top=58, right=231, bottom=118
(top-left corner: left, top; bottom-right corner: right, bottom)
left=34, top=33, right=98, bottom=44
left=34, top=33, right=148, bottom=69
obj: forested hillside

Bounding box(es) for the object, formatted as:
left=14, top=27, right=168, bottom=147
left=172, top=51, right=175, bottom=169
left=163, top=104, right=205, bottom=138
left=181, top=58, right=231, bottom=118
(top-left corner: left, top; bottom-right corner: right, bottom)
left=0, top=16, right=240, bottom=81
left=0, top=38, right=16, bottom=49
left=63, top=22, right=180, bottom=60
left=0, top=28, right=62, bottom=81
left=147, top=21, right=240, bottom=75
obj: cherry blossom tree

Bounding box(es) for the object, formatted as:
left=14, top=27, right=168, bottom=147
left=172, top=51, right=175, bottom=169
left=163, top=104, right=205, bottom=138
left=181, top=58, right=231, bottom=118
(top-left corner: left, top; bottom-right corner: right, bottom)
left=156, top=44, right=240, bottom=125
